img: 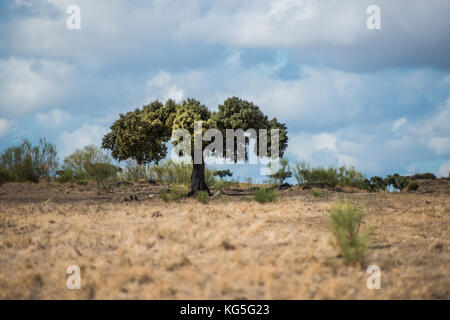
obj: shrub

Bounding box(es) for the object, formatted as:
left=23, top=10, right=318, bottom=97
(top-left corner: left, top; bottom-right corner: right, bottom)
left=213, top=169, right=233, bottom=181
left=254, top=188, right=277, bottom=204
left=160, top=186, right=185, bottom=202
left=0, top=166, right=9, bottom=184
left=58, top=145, right=120, bottom=191
left=311, top=189, right=323, bottom=198
left=119, top=159, right=147, bottom=183
left=369, top=176, right=387, bottom=191
left=328, top=200, right=370, bottom=266
left=86, top=162, right=121, bottom=192
left=149, top=160, right=216, bottom=188
left=0, top=138, right=57, bottom=183
left=385, top=174, right=410, bottom=190
left=406, top=181, right=419, bottom=191
left=411, top=173, right=436, bottom=180
left=196, top=191, right=209, bottom=204
left=267, top=158, right=292, bottom=187
left=293, top=161, right=369, bottom=190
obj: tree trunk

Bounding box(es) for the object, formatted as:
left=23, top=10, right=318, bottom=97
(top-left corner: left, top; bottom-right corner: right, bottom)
left=188, top=161, right=211, bottom=196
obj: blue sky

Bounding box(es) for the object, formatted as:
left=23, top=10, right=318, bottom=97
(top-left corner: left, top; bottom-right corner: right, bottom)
left=0, top=0, right=449, bottom=180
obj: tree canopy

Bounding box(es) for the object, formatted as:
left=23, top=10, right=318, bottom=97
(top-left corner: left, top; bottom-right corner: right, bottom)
left=102, top=97, right=288, bottom=194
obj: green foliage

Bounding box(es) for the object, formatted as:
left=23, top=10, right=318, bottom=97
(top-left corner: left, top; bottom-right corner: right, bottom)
left=406, top=181, right=419, bottom=191
left=328, top=200, right=370, bottom=265
left=148, top=160, right=216, bottom=188
left=213, top=169, right=233, bottom=180
left=102, top=100, right=176, bottom=164
left=254, top=188, right=277, bottom=204
left=58, top=145, right=120, bottom=191
left=196, top=191, right=209, bottom=204
left=0, top=138, right=57, bottom=183
left=213, top=179, right=234, bottom=190
left=385, top=174, right=411, bottom=190
left=119, top=160, right=147, bottom=183
left=369, top=176, right=387, bottom=191
left=293, top=161, right=368, bottom=190
left=411, top=173, right=436, bottom=180
left=160, top=186, right=186, bottom=202
left=103, top=97, right=289, bottom=195
left=267, top=158, right=292, bottom=186
left=87, top=163, right=121, bottom=192
left=311, top=189, right=323, bottom=198
left=214, top=97, right=288, bottom=159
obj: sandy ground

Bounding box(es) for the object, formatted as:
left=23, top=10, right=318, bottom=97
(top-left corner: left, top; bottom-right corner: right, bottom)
left=0, top=181, right=449, bottom=299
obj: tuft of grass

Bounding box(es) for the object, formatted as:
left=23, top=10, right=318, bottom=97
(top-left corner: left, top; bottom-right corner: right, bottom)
left=328, top=199, right=370, bottom=266
left=196, top=191, right=209, bottom=204
left=311, top=189, right=323, bottom=198
left=254, top=188, right=277, bottom=204
left=160, top=187, right=185, bottom=202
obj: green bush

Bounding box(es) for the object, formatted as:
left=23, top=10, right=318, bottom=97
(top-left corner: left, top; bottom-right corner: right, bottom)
left=213, top=169, right=233, bottom=181
left=311, top=189, right=323, bottom=198
left=57, top=145, right=120, bottom=191
left=406, top=181, right=419, bottom=191
left=0, top=138, right=57, bottom=183
left=196, top=191, right=209, bottom=204
left=267, top=158, right=292, bottom=187
left=149, top=160, right=216, bottom=188
left=328, top=200, right=370, bottom=266
left=119, top=160, right=147, bottom=183
left=293, top=161, right=368, bottom=190
left=411, top=173, right=436, bottom=180
left=160, top=186, right=186, bottom=202
left=254, top=188, right=277, bottom=204
left=0, top=166, right=9, bottom=184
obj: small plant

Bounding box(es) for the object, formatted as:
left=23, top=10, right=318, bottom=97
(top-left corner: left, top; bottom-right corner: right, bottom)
left=328, top=199, right=370, bottom=266
left=196, top=191, right=209, bottom=204
left=119, top=159, right=147, bottom=183
left=160, top=187, right=185, bottom=202
left=213, top=169, right=233, bottom=181
left=254, top=188, right=277, bottom=204
left=311, top=189, right=323, bottom=198
left=407, top=181, right=419, bottom=191
left=267, top=158, right=292, bottom=187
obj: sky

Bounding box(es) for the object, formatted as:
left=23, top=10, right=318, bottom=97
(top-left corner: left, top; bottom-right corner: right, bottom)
left=0, top=0, right=449, bottom=180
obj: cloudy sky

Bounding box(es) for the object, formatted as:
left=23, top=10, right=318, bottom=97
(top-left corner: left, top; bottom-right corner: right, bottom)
left=0, top=0, right=449, bottom=179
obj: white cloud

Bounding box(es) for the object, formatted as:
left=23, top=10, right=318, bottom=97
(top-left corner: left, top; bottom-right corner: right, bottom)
left=392, top=117, right=407, bottom=131
left=438, top=161, right=450, bottom=177
left=0, top=57, right=72, bottom=118
left=0, top=118, right=13, bottom=137
left=146, top=71, right=184, bottom=103
left=58, top=124, right=108, bottom=158
left=4, top=0, right=449, bottom=70
left=429, top=137, right=450, bottom=155
left=35, top=108, right=70, bottom=127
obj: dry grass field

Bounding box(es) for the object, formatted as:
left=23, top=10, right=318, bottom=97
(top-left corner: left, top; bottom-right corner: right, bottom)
left=0, top=181, right=449, bottom=299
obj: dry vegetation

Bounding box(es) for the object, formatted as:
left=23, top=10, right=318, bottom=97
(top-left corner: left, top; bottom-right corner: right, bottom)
left=0, top=180, right=449, bottom=299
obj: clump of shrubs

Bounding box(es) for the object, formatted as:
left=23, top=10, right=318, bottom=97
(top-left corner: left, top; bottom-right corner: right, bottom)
left=328, top=200, right=370, bottom=266
left=148, top=160, right=216, bottom=188
left=406, top=181, right=419, bottom=191
left=0, top=138, right=57, bottom=183
left=254, top=188, right=277, bottom=203
left=57, top=145, right=120, bottom=191
left=293, top=161, right=368, bottom=190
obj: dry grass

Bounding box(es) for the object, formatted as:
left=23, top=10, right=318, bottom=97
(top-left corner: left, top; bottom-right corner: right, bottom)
left=0, top=182, right=449, bottom=299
